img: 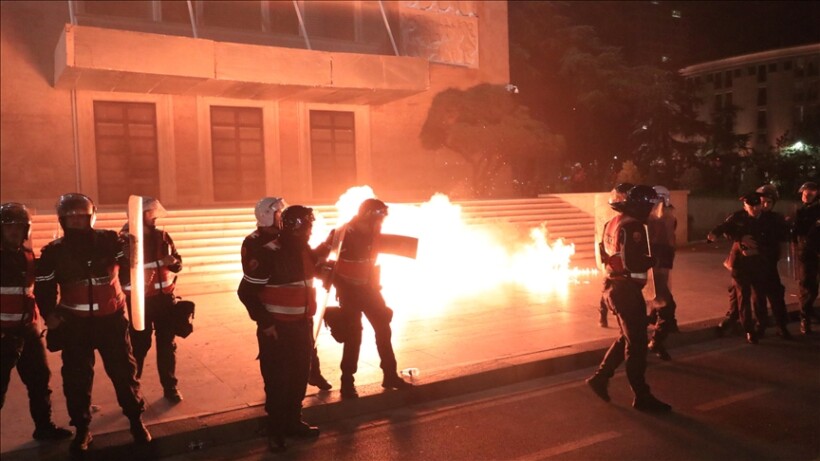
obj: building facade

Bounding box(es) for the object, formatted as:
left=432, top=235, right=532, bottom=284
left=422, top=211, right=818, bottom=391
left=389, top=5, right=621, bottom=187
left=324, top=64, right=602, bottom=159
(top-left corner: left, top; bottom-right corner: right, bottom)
left=0, top=1, right=509, bottom=210
left=680, top=44, right=820, bottom=153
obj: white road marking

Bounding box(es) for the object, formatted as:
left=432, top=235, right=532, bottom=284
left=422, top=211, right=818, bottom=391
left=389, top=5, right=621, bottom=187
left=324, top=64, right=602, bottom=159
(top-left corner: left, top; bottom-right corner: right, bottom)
left=695, top=388, right=773, bottom=411
left=516, top=431, right=622, bottom=460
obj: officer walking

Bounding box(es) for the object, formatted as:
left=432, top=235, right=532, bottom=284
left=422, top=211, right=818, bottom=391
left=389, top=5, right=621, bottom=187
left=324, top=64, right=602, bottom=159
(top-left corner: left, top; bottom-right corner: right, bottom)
left=586, top=185, right=671, bottom=413
left=34, top=193, right=150, bottom=455
left=647, top=185, right=678, bottom=360
left=792, top=181, right=820, bottom=335
left=1, top=203, right=72, bottom=441
left=238, top=203, right=325, bottom=452
left=120, top=197, right=184, bottom=403
left=597, top=183, right=633, bottom=328
left=331, top=198, right=412, bottom=398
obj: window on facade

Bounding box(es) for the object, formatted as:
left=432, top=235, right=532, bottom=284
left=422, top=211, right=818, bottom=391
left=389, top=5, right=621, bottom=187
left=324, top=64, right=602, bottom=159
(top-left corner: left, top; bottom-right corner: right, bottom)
left=757, top=65, right=767, bottom=82
left=756, top=133, right=767, bottom=146
left=757, top=88, right=767, bottom=106
left=210, top=106, right=265, bottom=202
left=768, top=63, right=777, bottom=72
left=725, top=92, right=732, bottom=108
left=757, top=110, right=767, bottom=130
left=784, top=60, right=792, bottom=71
left=714, top=94, right=723, bottom=110
left=310, top=111, right=356, bottom=200
left=160, top=1, right=190, bottom=23
left=748, top=66, right=756, bottom=76
left=303, top=1, right=355, bottom=41
left=81, top=0, right=152, bottom=19
left=93, top=101, right=159, bottom=205
left=671, top=10, right=682, bottom=18
left=725, top=70, right=732, bottom=88
left=202, top=1, right=262, bottom=30
left=733, top=69, right=741, bottom=78
left=714, top=72, right=723, bottom=89
left=706, top=74, right=713, bottom=83
left=265, top=1, right=300, bottom=35
left=808, top=61, right=819, bottom=77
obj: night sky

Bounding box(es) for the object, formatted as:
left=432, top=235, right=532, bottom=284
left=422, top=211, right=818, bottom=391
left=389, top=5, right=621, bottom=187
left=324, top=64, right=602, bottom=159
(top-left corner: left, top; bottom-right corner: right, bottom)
left=676, top=1, right=819, bottom=64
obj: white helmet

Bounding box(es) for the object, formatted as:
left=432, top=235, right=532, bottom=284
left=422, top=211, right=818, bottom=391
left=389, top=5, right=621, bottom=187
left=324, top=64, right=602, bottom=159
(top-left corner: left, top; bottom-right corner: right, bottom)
left=142, top=196, right=168, bottom=221
left=652, top=185, right=671, bottom=207
left=254, top=197, right=287, bottom=228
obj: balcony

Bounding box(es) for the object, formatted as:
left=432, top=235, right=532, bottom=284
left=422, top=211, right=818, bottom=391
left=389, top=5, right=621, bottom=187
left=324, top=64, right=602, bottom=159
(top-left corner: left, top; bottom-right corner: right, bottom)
left=54, top=24, right=429, bottom=104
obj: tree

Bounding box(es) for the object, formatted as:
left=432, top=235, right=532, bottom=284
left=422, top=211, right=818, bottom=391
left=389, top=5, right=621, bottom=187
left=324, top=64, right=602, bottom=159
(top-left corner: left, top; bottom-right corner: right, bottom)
left=420, top=84, right=564, bottom=198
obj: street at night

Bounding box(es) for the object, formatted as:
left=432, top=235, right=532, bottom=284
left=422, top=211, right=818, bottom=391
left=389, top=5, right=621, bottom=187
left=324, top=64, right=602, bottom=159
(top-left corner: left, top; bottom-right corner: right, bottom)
left=163, top=336, right=820, bottom=461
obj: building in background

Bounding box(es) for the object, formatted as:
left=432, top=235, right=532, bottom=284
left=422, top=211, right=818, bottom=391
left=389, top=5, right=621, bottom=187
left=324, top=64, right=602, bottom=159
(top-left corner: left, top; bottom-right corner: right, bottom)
left=680, top=43, right=820, bottom=153
left=0, top=1, right=509, bottom=210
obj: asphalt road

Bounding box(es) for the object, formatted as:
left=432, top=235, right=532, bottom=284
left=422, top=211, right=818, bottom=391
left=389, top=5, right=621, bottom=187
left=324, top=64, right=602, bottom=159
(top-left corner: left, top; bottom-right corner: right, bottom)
left=163, top=333, right=820, bottom=461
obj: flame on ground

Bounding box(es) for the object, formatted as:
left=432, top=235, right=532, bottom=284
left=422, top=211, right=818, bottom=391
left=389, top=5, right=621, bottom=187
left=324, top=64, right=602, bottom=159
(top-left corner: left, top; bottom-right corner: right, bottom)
left=311, top=186, right=598, bottom=322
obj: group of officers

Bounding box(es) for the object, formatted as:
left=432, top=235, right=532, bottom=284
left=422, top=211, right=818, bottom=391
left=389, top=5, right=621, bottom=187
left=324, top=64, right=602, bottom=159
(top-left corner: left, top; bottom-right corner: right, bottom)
left=587, top=180, right=820, bottom=414
left=0, top=192, right=412, bottom=455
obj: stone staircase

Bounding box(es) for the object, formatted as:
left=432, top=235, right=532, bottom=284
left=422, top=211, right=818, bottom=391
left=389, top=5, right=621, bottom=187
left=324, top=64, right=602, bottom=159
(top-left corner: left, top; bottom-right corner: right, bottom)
left=29, top=196, right=594, bottom=295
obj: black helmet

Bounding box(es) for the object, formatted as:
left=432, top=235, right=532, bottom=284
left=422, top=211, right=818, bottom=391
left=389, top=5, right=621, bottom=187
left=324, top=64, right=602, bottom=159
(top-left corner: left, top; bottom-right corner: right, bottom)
left=622, top=185, right=659, bottom=220
left=357, top=198, right=388, bottom=219
left=608, top=182, right=635, bottom=210
left=798, top=181, right=818, bottom=192
left=0, top=202, right=32, bottom=242
left=755, top=184, right=778, bottom=202
left=281, top=205, right=315, bottom=234
left=56, top=193, right=96, bottom=230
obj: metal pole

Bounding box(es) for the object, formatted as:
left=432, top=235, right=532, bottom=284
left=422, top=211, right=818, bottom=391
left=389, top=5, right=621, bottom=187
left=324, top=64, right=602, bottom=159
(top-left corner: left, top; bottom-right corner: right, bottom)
left=67, top=0, right=77, bottom=25
left=186, top=0, right=198, bottom=38
left=292, top=0, right=312, bottom=50
left=378, top=1, right=399, bottom=56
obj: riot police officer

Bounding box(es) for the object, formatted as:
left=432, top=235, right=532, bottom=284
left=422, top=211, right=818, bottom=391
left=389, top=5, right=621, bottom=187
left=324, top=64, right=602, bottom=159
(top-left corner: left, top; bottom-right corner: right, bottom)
left=597, top=183, right=633, bottom=328
left=1, top=202, right=72, bottom=441
left=238, top=203, right=324, bottom=452
left=647, top=185, right=678, bottom=360
left=586, top=185, right=671, bottom=413
left=120, top=197, right=184, bottom=403
left=331, top=199, right=412, bottom=399
left=792, top=181, right=820, bottom=334
left=34, top=193, right=150, bottom=455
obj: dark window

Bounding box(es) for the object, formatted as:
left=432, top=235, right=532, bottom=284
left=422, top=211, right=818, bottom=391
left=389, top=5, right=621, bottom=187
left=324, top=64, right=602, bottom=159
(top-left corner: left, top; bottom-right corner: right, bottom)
left=757, top=88, right=767, bottom=106
left=725, top=70, right=732, bottom=88
left=768, top=63, right=777, bottom=72
left=714, top=72, right=723, bottom=89
left=733, top=69, right=741, bottom=78
left=695, top=76, right=702, bottom=85
left=202, top=1, right=262, bottom=30
left=82, top=1, right=152, bottom=19
left=757, top=133, right=767, bottom=146
left=725, top=92, right=733, bottom=107
left=304, top=1, right=355, bottom=41
left=784, top=60, right=792, bottom=71
left=210, top=106, right=265, bottom=201
left=757, top=110, right=767, bottom=130
left=160, top=1, right=190, bottom=23
left=93, top=101, right=159, bottom=205
left=265, top=1, right=300, bottom=35
left=748, top=66, right=756, bottom=76
left=758, top=65, right=767, bottom=82
left=310, top=111, right=356, bottom=200
left=714, top=93, right=723, bottom=110
left=808, top=61, right=819, bottom=77
left=706, top=74, right=713, bottom=83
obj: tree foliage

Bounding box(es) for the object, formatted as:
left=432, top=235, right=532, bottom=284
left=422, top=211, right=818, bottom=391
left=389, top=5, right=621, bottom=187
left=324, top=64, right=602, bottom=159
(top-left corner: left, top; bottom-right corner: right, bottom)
left=420, top=84, right=564, bottom=198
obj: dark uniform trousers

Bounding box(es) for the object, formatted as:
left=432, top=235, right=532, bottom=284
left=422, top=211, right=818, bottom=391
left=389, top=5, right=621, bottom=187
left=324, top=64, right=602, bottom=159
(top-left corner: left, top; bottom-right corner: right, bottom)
left=129, top=293, right=177, bottom=390
left=258, top=319, right=312, bottom=433
left=0, top=322, right=54, bottom=426
left=60, top=311, right=144, bottom=428
left=336, top=280, right=397, bottom=378
left=650, top=268, right=677, bottom=343
left=796, top=242, right=819, bottom=322
left=596, top=278, right=651, bottom=398
left=731, top=260, right=770, bottom=334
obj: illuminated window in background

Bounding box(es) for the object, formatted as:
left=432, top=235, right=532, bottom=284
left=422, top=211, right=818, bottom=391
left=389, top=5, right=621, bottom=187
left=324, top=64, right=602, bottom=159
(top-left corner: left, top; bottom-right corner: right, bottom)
left=210, top=106, right=265, bottom=202
left=671, top=10, right=682, bottom=18
left=661, top=56, right=670, bottom=63
left=310, top=111, right=356, bottom=200
left=758, top=88, right=767, bottom=106
left=93, top=101, right=159, bottom=205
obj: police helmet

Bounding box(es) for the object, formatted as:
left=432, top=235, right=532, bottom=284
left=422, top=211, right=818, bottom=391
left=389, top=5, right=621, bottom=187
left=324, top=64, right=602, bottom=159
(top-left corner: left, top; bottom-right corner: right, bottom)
left=357, top=198, right=388, bottom=219
left=608, top=182, right=634, bottom=205
left=142, top=196, right=168, bottom=222
left=622, top=185, right=659, bottom=220
left=0, top=202, right=32, bottom=241
left=254, top=197, right=287, bottom=228
left=652, top=185, right=672, bottom=207
left=281, top=205, right=315, bottom=234
left=798, top=181, right=818, bottom=192
left=56, top=193, right=96, bottom=230
left=755, top=184, right=779, bottom=203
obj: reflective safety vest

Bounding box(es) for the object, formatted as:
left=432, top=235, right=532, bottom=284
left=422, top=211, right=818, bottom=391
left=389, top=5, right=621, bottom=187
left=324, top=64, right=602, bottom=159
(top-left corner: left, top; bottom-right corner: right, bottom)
left=335, top=257, right=374, bottom=285
left=334, top=224, right=377, bottom=285
left=602, top=214, right=648, bottom=282
left=58, top=275, right=125, bottom=317
left=0, top=249, right=37, bottom=329
left=122, top=258, right=175, bottom=297
left=259, top=279, right=317, bottom=322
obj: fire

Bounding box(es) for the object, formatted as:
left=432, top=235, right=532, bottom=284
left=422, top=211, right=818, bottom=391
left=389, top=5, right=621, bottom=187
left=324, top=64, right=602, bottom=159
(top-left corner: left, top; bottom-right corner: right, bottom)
left=311, top=186, right=597, bottom=324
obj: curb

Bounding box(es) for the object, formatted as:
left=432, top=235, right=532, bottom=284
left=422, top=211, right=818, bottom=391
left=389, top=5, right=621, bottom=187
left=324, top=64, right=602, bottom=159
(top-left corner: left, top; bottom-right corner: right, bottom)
left=3, top=309, right=805, bottom=461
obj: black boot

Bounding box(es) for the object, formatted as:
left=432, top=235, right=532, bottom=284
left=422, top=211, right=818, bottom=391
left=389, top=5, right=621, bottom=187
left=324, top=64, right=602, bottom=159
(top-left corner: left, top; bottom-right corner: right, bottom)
left=633, top=393, right=672, bottom=413
left=32, top=422, right=72, bottom=441
left=598, top=311, right=608, bottom=328
left=585, top=374, right=610, bottom=402
left=340, top=375, right=358, bottom=399
left=382, top=373, right=413, bottom=390
left=129, top=417, right=152, bottom=444
left=648, top=340, right=672, bottom=361
left=70, top=426, right=93, bottom=454
left=308, top=374, right=333, bottom=391
left=164, top=387, right=183, bottom=403
left=777, top=326, right=793, bottom=340
left=801, top=319, right=812, bottom=335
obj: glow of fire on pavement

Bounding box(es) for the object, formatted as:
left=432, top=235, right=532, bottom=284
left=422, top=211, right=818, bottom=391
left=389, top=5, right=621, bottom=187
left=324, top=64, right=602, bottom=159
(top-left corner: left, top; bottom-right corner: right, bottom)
left=310, top=186, right=598, bottom=329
